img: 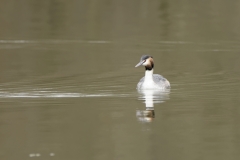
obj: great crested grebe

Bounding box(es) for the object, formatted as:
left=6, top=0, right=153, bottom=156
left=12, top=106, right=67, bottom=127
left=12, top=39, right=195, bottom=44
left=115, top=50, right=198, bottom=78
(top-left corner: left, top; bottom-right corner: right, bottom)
left=135, top=55, right=170, bottom=90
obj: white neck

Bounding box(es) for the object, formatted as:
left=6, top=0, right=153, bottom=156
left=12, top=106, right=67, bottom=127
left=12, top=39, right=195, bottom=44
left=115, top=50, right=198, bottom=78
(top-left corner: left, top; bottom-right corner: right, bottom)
left=142, top=69, right=156, bottom=89
left=145, top=69, right=154, bottom=82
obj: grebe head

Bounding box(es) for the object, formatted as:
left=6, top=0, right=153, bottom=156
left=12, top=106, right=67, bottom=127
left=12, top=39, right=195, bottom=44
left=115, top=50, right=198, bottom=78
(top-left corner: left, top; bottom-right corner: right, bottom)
left=135, top=55, right=154, bottom=70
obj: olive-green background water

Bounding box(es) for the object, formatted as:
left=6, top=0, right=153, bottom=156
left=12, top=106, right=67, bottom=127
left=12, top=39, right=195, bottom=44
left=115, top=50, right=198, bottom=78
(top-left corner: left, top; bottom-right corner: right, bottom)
left=0, top=0, right=240, bottom=160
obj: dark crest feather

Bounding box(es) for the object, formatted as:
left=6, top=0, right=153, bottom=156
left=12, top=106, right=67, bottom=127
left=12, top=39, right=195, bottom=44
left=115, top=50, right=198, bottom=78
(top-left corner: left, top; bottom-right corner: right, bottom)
left=140, top=55, right=153, bottom=61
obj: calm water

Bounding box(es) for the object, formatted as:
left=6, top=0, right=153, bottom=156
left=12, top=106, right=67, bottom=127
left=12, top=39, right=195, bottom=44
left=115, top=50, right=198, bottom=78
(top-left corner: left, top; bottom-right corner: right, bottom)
left=0, top=0, right=240, bottom=160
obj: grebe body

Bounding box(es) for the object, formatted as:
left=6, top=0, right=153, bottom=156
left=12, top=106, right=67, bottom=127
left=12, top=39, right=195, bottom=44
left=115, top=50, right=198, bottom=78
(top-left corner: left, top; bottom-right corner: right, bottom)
left=135, top=55, right=170, bottom=90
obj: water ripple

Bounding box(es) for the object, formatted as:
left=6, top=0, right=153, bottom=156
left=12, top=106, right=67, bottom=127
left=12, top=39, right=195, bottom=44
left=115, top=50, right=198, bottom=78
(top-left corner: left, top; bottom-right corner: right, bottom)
left=0, top=91, right=130, bottom=98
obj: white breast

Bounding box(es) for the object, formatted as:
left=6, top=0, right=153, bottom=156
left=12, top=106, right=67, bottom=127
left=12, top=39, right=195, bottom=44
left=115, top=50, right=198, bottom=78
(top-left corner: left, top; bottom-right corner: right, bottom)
left=137, top=70, right=170, bottom=90
left=141, top=70, right=158, bottom=89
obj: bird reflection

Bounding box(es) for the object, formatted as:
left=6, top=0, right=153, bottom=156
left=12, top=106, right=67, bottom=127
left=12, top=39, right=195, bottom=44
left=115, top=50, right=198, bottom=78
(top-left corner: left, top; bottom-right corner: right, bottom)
left=136, top=89, right=170, bottom=122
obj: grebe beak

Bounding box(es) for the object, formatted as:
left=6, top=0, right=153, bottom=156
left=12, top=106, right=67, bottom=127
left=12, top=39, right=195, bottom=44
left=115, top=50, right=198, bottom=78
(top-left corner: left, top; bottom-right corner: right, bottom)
left=135, top=60, right=145, bottom=67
